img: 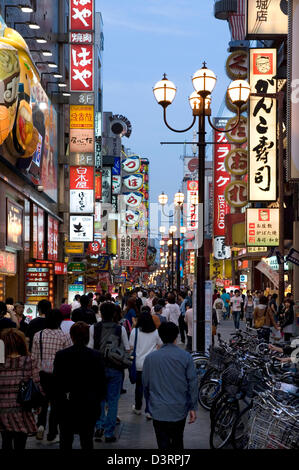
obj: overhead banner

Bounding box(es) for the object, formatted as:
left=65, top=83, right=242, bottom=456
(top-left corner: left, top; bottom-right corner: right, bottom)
left=249, top=48, right=277, bottom=201
left=255, top=260, right=279, bottom=288
left=213, top=118, right=231, bottom=236
left=246, top=208, right=279, bottom=247
left=246, top=0, right=288, bottom=38
left=288, top=0, right=299, bottom=180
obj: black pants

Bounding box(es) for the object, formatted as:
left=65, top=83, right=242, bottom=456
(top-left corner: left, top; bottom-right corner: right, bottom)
left=38, top=371, right=58, bottom=438
left=1, top=431, right=27, bottom=450
left=186, top=335, right=192, bottom=352
left=246, top=318, right=253, bottom=328
left=135, top=371, right=149, bottom=413
left=59, top=420, right=95, bottom=450
left=153, top=418, right=186, bottom=450
left=178, top=315, right=187, bottom=343
left=284, top=333, right=292, bottom=342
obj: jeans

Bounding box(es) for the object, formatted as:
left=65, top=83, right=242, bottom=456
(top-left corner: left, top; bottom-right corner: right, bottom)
left=232, top=311, right=241, bottom=330
left=96, top=367, right=122, bottom=438
left=38, top=371, right=58, bottom=438
left=1, top=431, right=27, bottom=450
left=153, top=418, right=186, bottom=450
left=135, top=371, right=149, bottom=413
left=223, top=306, right=230, bottom=320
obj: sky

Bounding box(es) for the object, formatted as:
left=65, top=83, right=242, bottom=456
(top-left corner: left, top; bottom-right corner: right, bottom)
left=96, top=0, right=232, bottom=207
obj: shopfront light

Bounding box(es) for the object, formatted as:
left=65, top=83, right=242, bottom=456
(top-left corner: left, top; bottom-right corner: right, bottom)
left=20, top=6, right=34, bottom=13
left=169, top=225, right=177, bottom=233
left=36, top=38, right=47, bottom=44
left=58, top=83, right=67, bottom=87
left=28, top=22, right=40, bottom=29
left=53, top=73, right=63, bottom=78
left=42, top=50, right=53, bottom=57
left=48, top=62, right=58, bottom=68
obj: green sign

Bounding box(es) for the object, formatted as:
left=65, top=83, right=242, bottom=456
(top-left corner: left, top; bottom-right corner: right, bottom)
left=67, top=262, right=86, bottom=272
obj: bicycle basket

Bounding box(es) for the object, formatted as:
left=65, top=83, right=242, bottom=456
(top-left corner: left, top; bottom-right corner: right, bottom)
left=221, top=363, right=243, bottom=397
left=208, top=347, right=234, bottom=371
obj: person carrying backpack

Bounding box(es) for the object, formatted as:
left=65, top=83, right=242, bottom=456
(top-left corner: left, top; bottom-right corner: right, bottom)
left=87, top=302, right=131, bottom=443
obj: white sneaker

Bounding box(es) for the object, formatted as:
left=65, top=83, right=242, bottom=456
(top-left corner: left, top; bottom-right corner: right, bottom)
left=36, top=425, right=44, bottom=440
left=132, top=405, right=141, bottom=415
left=145, top=412, right=152, bottom=420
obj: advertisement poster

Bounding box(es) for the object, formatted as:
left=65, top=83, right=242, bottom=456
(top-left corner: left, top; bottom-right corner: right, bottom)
left=37, top=207, right=44, bottom=260
left=247, top=208, right=279, bottom=246
left=6, top=199, right=22, bottom=249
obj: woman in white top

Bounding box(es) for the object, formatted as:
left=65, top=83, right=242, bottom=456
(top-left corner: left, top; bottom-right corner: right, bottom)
left=129, top=311, right=162, bottom=419
left=212, top=294, right=224, bottom=324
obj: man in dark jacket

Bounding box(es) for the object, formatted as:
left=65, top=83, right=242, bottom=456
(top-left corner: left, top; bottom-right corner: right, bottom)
left=71, top=294, right=97, bottom=325
left=53, top=321, right=106, bottom=450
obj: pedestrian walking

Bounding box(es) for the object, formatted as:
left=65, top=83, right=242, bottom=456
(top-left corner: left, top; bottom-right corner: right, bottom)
left=88, top=301, right=129, bottom=443
left=178, top=292, right=188, bottom=344
left=0, top=328, right=43, bottom=450
left=280, top=299, right=294, bottom=342
left=244, top=295, right=254, bottom=327
left=152, top=304, right=167, bottom=329
left=70, top=294, right=81, bottom=312
left=184, top=301, right=193, bottom=352
left=129, top=311, right=162, bottom=418
left=221, top=289, right=231, bottom=320
left=71, top=294, right=97, bottom=325
left=59, top=304, right=74, bottom=336
left=212, top=294, right=224, bottom=324
left=142, top=322, right=197, bottom=450
left=253, top=296, right=280, bottom=343
left=230, top=290, right=243, bottom=331
left=26, top=299, right=51, bottom=351
left=14, top=302, right=29, bottom=335
left=0, top=302, right=16, bottom=332
left=123, top=297, right=138, bottom=328
left=163, top=293, right=181, bottom=328
left=31, top=309, right=72, bottom=444
left=53, top=322, right=106, bottom=450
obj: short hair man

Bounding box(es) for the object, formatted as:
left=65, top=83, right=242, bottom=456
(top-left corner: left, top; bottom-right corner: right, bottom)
left=71, top=295, right=97, bottom=325
left=142, top=322, right=198, bottom=450
left=26, top=299, right=51, bottom=351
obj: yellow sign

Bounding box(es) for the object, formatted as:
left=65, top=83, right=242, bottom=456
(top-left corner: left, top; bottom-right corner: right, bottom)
left=209, top=255, right=232, bottom=280
left=64, top=242, right=84, bottom=254
left=70, top=105, right=94, bottom=129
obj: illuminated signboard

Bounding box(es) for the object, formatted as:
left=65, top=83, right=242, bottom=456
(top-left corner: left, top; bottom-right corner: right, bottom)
left=69, top=215, right=94, bottom=242
left=7, top=199, right=22, bottom=249
left=69, top=0, right=94, bottom=31
left=246, top=208, right=279, bottom=247
left=246, top=0, right=288, bottom=38
left=0, top=251, right=17, bottom=275
left=70, top=105, right=94, bottom=129
left=187, top=180, right=198, bottom=230
left=48, top=216, right=59, bottom=261
left=249, top=48, right=277, bottom=201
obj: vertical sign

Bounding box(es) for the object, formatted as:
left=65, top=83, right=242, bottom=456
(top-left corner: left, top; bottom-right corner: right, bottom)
left=246, top=0, right=288, bottom=38
left=187, top=181, right=198, bottom=230
left=70, top=0, right=94, bottom=31
left=288, top=0, right=299, bottom=180
left=37, top=207, right=44, bottom=260
left=249, top=48, right=277, bottom=201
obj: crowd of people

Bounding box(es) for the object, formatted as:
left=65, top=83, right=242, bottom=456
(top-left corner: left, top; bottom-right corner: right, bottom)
left=212, top=288, right=295, bottom=343
left=0, top=288, right=197, bottom=450
left=0, top=287, right=296, bottom=450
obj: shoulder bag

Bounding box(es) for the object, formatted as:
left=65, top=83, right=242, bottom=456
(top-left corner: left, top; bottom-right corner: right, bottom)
left=129, top=328, right=138, bottom=384
left=17, top=356, right=43, bottom=410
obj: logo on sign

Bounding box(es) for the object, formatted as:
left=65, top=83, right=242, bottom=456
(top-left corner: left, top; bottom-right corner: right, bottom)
left=123, top=174, right=143, bottom=190
left=123, top=192, right=143, bottom=208
left=122, top=156, right=140, bottom=173
left=125, top=210, right=140, bottom=226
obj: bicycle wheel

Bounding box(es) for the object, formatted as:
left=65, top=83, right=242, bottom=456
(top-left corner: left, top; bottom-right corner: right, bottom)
left=198, top=379, right=221, bottom=411
left=200, top=367, right=221, bottom=387
left=210, top=391, right=229, bottom=425
left=210, top=401, right=239, bottom=449
left=231, top=404, right=252, bottom=450
left=193, top=357, right=210, bottom=385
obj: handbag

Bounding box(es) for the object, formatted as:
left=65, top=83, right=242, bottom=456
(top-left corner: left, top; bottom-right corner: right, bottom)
left=129, top=328, right=138, bottom=385
left=17, top=356, right=44, bottom=410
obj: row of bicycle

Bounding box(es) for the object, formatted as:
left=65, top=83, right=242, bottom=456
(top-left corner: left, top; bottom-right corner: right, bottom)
left=191, top=327, right=299, bottom=449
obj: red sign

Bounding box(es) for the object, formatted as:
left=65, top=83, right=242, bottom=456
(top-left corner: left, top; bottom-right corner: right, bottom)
left=0, top=251, right=17, bottom=275
left=33, top=204, right=38, bottom=259
left=213, top=119, right=231, bottom=237
left=37, top=207, right=44, bottom=260
left=55, top=263, right=67, bottom=275
left=119, top=236, right=148, bottom=268
left=88, top=241, right=101, bottom=254
left=70, top=44, right=93, bottom=92
left=70, top=166, right=94, bottom=190
left=48, top=216, right=59, bottom=261
left=187, top=180, right=198, bottom=230
left=70, top=0, right=94, bottom=31
left=95, top=173, right=102, bottom=200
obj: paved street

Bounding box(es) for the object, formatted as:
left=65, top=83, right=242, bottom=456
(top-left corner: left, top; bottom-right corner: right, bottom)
left=3, top=318, right=237, bottom=450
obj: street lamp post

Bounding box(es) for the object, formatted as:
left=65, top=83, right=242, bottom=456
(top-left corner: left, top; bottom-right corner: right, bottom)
left=153, top=65, right=250, bottom=352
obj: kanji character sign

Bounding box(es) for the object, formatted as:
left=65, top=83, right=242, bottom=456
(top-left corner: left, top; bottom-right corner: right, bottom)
left=70, top=44, right=93, bottom=92
left=70, top=0, right=94, bottom=31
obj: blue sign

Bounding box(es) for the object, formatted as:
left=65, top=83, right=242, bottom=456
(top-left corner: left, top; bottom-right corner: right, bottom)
left=112, top=157, right=121, bottom=175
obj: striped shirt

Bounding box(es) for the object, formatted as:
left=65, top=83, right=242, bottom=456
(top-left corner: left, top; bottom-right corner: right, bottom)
left=31, top=329, right=72, bottom=373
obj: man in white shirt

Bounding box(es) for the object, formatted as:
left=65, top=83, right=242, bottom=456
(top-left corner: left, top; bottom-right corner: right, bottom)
left=184, top=302, right=193, bottom=352
left=163, top=293, right=181, bottom=327
left=71, top=295, right=81, bottom=312
left=146, top=290, right=155, bottom=309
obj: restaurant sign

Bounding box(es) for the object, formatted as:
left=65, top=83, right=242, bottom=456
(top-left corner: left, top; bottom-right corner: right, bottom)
left=247, top=208, right=279, bottom=247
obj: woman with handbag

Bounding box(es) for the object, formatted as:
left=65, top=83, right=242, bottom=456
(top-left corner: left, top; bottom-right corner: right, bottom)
left=129, top=311, right=162, bottom=419
left=0, top=328, right=43, bottom=450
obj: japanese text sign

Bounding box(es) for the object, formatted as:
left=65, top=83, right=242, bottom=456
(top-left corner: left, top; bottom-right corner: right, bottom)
left=48, top=216, right=59, bottom=261
left=70, top=0, right=94, bottom=31
left=246, top=0, right=288, bottom=38
left=70, top=189, right=94, bottom=213
left=69, top=215, right=94, bottom=242
left=249, top=49, right=277, bottom=201
left=70, top=44, right=93, bottom=92
left=246, top=208, right=279, bottom=247
left=187, top=180, right=199, bottom=231
left=70, top=166, right=94, bottom=190
left=0, top=251, right=17, bottom=275
left=70, top=129, right=94, bottom=153
left=288, top=0, right=299, bottom=180
left=70, top=105, right=94, bottom=129
left=213, top=119, right=231, bottom=237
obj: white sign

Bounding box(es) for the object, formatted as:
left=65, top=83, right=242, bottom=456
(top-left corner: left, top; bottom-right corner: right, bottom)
left=240, top=274, right=248, bottom=283
left=123, top=174, right=143, bottom=191
left=122, top=156, right=140, bottom=173
left=249, top=48, right=277, bottom=201
left=247, top=208, right=279, bottom=247
left=213, top=236, right=231, bottom=260
left=68, top=285, right=84, bottom=304
left=70, top=189, right=94, bottom=213
left=123, top=192, right=143, bottom=209
left=255, top=260, right=279, bottom=288
left=246, top=0, right=288, bottom=37
left=187, top=181, right=198, bottom=230
left=70, top=215, right=94, bottom=242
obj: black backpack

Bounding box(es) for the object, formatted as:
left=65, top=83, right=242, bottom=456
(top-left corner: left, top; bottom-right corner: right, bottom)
left=93, top=322, right=132, bottom=370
